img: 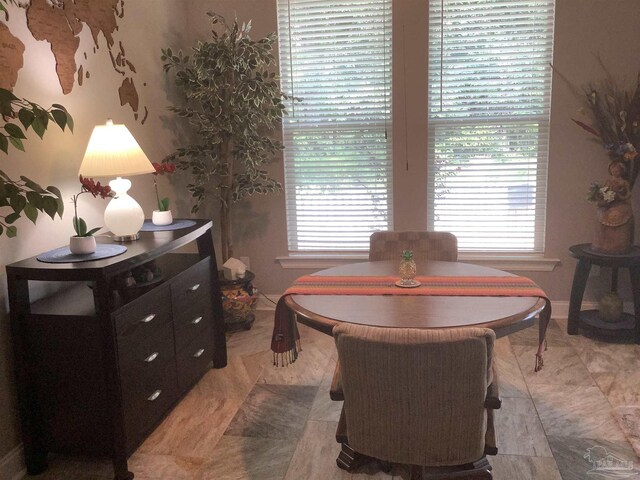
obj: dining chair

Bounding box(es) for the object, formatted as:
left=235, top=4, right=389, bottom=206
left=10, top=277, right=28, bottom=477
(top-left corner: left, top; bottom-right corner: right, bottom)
left=331, top=323, right=500, bottom=479
left=368, top=231, right=458, bottom=262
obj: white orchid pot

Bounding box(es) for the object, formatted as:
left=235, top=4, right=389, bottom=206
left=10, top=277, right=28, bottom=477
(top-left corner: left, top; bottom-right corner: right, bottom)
left=69, top=236, right=96, bottom=254
left=152, top=210, right=173, bottom=226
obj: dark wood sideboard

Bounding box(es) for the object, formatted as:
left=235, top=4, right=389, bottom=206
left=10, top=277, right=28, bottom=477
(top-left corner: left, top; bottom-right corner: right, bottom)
left=6, top=219, right=227, bottom=480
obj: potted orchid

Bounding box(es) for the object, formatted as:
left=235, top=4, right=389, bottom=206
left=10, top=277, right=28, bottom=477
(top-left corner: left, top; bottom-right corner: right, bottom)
left=151, top=161, right=175, bottom=225
left=70, top=175, right=113, bottom=254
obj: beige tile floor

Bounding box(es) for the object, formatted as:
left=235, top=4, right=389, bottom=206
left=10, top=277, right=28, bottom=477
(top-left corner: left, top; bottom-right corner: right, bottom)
left=32, top=311, right=640, bottom=480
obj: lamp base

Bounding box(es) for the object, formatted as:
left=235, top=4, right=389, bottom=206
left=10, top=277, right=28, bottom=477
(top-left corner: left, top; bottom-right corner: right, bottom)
left=112, top=233, right=140, bottom=242
left=104, top=177, right=145, bottom=242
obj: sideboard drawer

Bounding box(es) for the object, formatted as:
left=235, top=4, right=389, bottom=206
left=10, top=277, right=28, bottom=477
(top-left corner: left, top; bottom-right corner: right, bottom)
left=176, top=328, right=214, bottom=391
left=171, top=258, right=211, bottom=314
left=114, top=284, right=172, bottom=352
left=173, top=296, right=213, bottom=352
left=121, top=359, right=178, bottom=453
left=118, top=323, right=175, bottom=381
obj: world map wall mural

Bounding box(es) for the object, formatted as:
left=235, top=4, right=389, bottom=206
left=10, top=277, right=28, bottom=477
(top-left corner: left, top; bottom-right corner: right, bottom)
left=0, top=0, right=148, bottom=123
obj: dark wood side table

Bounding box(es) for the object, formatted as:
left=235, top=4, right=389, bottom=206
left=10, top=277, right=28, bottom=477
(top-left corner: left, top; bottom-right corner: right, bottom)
left=567, top=243, right=640, bottom=342
left=6, top=219, right=227, bottom=480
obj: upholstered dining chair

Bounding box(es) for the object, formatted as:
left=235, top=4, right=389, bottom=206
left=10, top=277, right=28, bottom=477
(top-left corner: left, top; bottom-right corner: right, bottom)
left=331, top=323, right=500, bottom=479
left=368, top=231, right=458, bottom=262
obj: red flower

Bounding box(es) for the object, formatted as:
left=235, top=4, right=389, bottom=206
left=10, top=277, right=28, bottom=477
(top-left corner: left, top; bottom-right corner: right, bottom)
left=152, top=162, right=176, bottom=176
left=79, top=175, right=112, bottom=199
left=72, top=176, right=113, bottom=237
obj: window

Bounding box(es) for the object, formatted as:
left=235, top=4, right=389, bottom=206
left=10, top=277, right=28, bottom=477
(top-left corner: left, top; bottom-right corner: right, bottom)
left=428, top=0, right=555, bottom=252
left=277, top=0, right=392, bottom=251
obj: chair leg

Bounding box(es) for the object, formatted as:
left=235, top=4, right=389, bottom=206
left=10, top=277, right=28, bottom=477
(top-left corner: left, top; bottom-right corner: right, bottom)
left=336, top=443, right=372, bottom=472
left=421, top=457, right=492, bottom=479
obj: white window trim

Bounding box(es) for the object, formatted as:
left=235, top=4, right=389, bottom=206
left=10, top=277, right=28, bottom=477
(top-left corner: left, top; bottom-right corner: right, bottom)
left=276, top=253, right=559, bottom=271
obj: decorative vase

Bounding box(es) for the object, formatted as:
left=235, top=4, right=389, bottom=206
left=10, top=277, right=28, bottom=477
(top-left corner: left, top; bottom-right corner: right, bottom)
left=69, top=235, right=96, bottom=254
left=398, top=251, right=417, bottom=284
left=219, top=270, right=258, bottom=332
left=599, top=291, right=624, bottom=323
left=152, top=210, right=173, bottom=226
left=592, top=203, right=634, bottom=254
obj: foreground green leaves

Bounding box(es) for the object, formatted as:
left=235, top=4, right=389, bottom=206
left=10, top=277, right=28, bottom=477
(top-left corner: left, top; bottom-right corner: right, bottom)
left=0, top=170, right=64, bottom=236
left=0, top=87, right=73, bottom=237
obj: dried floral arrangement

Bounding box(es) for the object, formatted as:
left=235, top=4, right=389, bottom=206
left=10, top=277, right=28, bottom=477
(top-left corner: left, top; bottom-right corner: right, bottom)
left=571, top=64, right=640, bottom=190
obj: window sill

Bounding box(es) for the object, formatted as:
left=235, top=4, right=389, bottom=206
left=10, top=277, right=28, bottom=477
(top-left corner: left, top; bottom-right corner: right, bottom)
left=276, top=253, right=560, bottom=272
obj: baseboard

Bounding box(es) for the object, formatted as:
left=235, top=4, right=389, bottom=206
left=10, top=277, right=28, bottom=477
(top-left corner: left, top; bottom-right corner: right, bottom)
left=0, top=445, right=25, bottom=480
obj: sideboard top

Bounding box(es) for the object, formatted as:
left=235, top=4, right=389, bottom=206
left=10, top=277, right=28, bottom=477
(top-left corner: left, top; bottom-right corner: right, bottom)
left=6, top=219, right=213, bottom=281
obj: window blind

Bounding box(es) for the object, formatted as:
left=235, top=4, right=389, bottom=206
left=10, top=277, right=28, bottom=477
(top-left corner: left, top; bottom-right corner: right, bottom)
left=277, top=0, right=392, bottom=252
left=427, top=0, right=555, bottom=252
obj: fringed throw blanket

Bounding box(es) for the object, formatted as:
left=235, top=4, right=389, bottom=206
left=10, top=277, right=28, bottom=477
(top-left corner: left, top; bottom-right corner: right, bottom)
left=271, top=275, right=551, bottom=371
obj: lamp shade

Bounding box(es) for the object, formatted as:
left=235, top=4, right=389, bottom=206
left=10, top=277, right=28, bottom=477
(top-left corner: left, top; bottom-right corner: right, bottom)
left=78, top=119, right=154, bottom=177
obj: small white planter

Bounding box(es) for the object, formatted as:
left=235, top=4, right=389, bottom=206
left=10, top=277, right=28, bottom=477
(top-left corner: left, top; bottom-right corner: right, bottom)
left=152, top=210, right=173, bottom=226
left=69, top=236, right=97, bottom=254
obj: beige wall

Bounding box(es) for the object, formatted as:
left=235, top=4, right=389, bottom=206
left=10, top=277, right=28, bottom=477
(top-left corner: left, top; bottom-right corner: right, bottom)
left=2, top=0, right=639, bottom=464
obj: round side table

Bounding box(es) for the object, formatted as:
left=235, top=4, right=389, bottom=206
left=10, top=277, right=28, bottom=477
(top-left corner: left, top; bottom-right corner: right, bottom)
left=567, top=243, right=640, bottom=342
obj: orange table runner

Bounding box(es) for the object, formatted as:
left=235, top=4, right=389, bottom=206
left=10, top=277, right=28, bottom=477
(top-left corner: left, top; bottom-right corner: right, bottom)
left=271, top=275, right=551, bottom=371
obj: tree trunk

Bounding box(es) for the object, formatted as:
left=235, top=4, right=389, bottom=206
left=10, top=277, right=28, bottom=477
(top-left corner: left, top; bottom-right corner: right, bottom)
left=219, top=199, right=233, bottom=262
left=219, top=131, right=234, bottom=262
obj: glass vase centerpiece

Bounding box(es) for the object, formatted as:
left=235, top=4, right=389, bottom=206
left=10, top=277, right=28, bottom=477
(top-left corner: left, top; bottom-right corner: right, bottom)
left=398, top=249, right=418, bottom=287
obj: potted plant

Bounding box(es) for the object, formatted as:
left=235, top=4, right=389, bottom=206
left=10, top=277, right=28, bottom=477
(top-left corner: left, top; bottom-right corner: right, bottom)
left=69, top=176, right=113, bottom=254
left=151, top=161, right=176, bottom=225
left=162, top=13, right=294, bottom=330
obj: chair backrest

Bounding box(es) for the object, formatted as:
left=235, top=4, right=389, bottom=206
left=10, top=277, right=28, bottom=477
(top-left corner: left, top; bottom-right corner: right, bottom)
left=368, top=231, right=458, bottom=262
left=333, top=324, right=494, bottom=467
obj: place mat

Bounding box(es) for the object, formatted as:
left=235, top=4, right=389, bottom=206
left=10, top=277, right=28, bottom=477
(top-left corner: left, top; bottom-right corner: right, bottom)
left=271, top=274, right=551, bottom=370
left=139, top=219, right=196, bottom=231
left=37, top=244, right=127, bottom=263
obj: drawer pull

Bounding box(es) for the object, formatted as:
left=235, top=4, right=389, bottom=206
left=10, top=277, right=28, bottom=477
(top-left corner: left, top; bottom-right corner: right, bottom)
left=144, top=352, right=159, bottom=363
left=191, top=316, right=203, bottom=325
left=188, top=283, right=201, bottom=292
left=147, top=390, right=162, bottom=401
left=140, top=314, right=156, bottom=324
left=193, top=348, right=205, bottom=358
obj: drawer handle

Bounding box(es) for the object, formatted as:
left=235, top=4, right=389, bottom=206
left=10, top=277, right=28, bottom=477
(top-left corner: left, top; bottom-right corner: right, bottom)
left=188, top=283, right=200, bottom=292
left=193, top=348, right=205, bottom=358
left=140, top=314, right=156, bottom=323
left=147, top=390, right=162, bottom=401
left=191, top=316, right=203, bottom=325
left=145, top=352, right=159, bottom=363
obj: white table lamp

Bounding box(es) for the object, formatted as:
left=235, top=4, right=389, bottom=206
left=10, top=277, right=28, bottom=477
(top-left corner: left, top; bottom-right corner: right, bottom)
left=78, top=119, right=155, bottom=241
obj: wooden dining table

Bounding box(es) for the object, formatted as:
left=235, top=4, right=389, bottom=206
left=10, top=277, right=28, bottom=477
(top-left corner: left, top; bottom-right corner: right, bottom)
left=283, top=260, right=548, bottom=338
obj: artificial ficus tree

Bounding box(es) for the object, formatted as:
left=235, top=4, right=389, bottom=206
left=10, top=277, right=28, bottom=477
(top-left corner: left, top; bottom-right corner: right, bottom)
left=162, top=12, right=293, bottom=261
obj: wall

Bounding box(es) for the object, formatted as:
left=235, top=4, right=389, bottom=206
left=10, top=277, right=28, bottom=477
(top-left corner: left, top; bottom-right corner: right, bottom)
left=0, top=0, right=187, bottom=462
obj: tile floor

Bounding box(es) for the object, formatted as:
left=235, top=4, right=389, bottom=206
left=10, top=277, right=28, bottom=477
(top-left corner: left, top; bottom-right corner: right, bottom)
left=32, top=311, right=640, bottom=479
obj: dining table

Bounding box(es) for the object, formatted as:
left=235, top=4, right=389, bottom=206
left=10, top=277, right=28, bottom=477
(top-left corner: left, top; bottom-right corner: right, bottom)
left=272, top=259, right=551, bottom=370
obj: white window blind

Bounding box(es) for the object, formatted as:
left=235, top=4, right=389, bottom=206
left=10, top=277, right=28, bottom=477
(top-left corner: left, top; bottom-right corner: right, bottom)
left=427, top=0, right=555, bottom=252
left=277, top=0, right=392, bottom=252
